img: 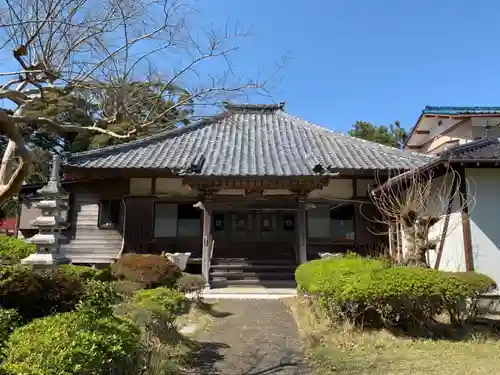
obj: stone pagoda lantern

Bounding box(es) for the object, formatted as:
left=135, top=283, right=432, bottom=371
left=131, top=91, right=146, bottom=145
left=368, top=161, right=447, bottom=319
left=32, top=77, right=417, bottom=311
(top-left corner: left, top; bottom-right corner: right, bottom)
left=21, top=155, right=70, bottom=266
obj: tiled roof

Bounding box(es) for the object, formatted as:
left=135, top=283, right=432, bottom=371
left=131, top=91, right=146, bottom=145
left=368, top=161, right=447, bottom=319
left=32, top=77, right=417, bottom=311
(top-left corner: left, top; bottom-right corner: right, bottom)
left=442, top=137, right=500, bottom=161
left=66, top=104, right=433, bottom=176
left=376, top=137, right=500, bottom=194
left=422, top=106, right=500, bottom=116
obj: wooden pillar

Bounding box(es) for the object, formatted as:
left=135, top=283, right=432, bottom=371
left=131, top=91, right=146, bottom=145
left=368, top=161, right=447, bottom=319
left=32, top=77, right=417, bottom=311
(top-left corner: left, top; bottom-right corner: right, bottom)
left=297, top=201, right=307, bottom=264
left=195, top=198, right=213, bottom=286
left=388, top=224, right=393, bottom=259
left=458, top=167, right=473, bottom=271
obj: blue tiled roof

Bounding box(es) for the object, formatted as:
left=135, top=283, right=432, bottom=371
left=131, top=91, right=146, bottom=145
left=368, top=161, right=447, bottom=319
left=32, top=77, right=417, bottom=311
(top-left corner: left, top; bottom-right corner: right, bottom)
left=422, top=106, right=500, bottom=116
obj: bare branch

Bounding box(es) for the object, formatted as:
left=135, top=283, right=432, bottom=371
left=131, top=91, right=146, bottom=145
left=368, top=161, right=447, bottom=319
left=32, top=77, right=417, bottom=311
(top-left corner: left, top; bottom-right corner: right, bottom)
left=0, top=0, right=283, bottom=203
left=369, top=166, right=475, bottom=267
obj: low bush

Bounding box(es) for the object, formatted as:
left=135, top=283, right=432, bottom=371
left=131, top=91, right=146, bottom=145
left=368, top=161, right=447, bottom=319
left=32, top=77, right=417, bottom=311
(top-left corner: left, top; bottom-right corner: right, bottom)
left=176, top=273, right=206, bottom=300
left=59, top=264, right=113, bottom=281
left=0, top=236, right=35, bottom=265
left=296, top=255, right=496, bottom=332
left=111, top=280, right=146, bottom=297
left=133, top=287, right=188, bottom=327
left=78, top=279, right=121, bottom=317
left=116, top=287, right=192, bottom=375
left=111, top=254, right=182, bottom=288
left=0, top=265, right=84, bottom=321
left=0, top=309, right=22, bottom=356
left=296, top=253, right=387, bottom=295
left=2, top=311, right=141, bottom=375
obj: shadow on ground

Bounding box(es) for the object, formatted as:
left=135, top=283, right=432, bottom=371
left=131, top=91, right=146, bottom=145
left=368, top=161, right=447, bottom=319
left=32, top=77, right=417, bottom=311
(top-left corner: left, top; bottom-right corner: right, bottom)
left=189, top=344, right=307, bottom=375
left=196, top=301, right=233, bottom=318
left=378, top=316, right=500, bottom=342
left=189, top=341, right=229, bottom=374
left=238, top=348, right=306, bottom=375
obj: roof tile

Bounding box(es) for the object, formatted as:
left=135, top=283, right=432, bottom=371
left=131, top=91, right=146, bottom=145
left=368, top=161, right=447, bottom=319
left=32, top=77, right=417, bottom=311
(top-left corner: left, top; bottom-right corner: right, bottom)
left=443, top=137, right=500, bottom=161
left=66, top=104, right=433, bottom=176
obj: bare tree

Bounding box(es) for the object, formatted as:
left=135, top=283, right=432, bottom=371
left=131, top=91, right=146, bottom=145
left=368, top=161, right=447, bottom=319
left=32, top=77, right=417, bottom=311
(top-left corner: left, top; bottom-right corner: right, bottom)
left=370, top=167, right=474, bottom=267
left=0, top=0, right=280, bottom=202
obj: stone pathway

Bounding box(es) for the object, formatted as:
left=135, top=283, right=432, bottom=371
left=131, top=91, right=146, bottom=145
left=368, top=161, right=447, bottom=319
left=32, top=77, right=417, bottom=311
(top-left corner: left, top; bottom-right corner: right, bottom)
left=190, top=299, right=313, bottom=375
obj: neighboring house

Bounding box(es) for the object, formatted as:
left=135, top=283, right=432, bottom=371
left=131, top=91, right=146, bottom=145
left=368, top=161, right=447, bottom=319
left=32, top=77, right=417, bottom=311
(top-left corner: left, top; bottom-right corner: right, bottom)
left=377, top=137, right=500, bottom=289
left=404, top=106, right=500, bottom=155
left=17, top=102, right=430, bottom=287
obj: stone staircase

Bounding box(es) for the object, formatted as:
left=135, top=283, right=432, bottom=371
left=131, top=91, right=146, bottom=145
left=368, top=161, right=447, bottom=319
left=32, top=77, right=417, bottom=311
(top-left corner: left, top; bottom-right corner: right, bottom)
left=209, top=258, right=297, bottom=288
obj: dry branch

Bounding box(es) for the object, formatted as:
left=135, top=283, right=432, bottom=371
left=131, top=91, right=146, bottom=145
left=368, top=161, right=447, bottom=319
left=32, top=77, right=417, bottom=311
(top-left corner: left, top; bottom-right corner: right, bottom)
left=369, top=166, right=475, bottom=267
left=0, top=0, right=282, bottom=203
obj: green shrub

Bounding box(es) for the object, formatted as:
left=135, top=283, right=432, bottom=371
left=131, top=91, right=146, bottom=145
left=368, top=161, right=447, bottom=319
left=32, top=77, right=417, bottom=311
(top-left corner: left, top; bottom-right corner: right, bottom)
left=444, top=271, right=497, bottom=293
left=0, top=265, right=84, bottom=321
left=111, top=254, right=182, bottom=288
left=133, top=287, right=188, bottom=326
left=176, top=273, right=206, bottom=298
left=78, top=280, right=121, bottom=317
left=59, top=264, right=112, bottom=281
left=111, top=280, right=146, bottom=297
left=296, top=255, right=497, bottom=331
left=295, top=253, right=387, bottom=294
left=2, top=311, right=141, bottom=375
left=0, top=309, right=22, bottom=356
left=0, top=236, right=35, bottom=265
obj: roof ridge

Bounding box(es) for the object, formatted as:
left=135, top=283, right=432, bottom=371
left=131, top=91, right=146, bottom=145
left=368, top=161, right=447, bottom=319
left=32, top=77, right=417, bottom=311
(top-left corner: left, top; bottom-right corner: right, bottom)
left=224, top=102, right=286, bottom=112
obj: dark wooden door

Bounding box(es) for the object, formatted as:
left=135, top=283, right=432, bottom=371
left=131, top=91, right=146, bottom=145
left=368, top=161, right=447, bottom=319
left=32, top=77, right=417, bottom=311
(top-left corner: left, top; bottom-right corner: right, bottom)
left=212, top=210, right=296, bottom=260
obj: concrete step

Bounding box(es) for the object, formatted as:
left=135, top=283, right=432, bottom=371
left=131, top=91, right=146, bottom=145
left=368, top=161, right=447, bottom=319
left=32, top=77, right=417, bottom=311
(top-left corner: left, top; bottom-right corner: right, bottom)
left=210, top=264, right=296, bottom=271
left=210, top=271, right=295, bottom=280
left=211, top=258, right=296, bottom=266
left=210, top=279, right=297, bottom=288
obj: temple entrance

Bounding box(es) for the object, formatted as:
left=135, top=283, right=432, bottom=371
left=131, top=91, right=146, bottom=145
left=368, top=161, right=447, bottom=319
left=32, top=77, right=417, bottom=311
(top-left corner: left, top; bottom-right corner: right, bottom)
left=211, top=210, right=297, bottom=261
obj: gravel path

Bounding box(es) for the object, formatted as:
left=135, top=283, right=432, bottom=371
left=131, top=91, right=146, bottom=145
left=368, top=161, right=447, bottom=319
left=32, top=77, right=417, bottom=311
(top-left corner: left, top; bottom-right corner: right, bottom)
left=190, top=299, right=313, bottom=375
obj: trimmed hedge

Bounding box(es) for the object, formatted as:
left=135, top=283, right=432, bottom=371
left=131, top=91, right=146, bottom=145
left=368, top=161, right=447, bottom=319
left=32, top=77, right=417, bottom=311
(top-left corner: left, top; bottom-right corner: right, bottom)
left=0, top=236, right=35, bottom=265
left=296, top=255, right=497, bottom=330
left=2, top=311, right=141, bottom=375
left=59, top=264, right=113, bottom=282
left=111, top=254, right=182, bottom=288
left=78, top=280, right=121, bottom=317
left=0, top=309, right=22, bottom=356
left=0, top=265, right=84, bottom=322
left=296, top=253, right=387, bottom=295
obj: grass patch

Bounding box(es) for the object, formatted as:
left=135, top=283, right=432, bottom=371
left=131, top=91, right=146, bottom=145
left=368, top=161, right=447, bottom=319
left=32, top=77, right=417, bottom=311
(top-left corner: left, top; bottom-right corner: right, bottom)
left=286, top=297, right=500, bottom=375
left=175, top=301, right=220, bottom=337
left=114, top=297, right=219, bottom=374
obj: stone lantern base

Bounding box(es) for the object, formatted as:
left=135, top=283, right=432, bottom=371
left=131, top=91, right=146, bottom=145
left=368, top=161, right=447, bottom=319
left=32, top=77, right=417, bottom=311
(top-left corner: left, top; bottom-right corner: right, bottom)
left=21, top=252, right=70, bottom=267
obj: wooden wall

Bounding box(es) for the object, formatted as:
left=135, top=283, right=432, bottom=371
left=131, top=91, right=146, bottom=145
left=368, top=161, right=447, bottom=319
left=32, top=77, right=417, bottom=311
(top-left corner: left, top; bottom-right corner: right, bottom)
left=17, top=174, right=386, bottom=264
left=61, top=178, right=129, bottom=263
left=122, top=197, right=202, bottom=257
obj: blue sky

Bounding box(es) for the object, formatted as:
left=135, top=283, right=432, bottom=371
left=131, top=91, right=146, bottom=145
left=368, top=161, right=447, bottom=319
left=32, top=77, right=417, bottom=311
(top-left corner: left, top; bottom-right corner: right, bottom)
left=195, top=0, right=500, bottom=133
